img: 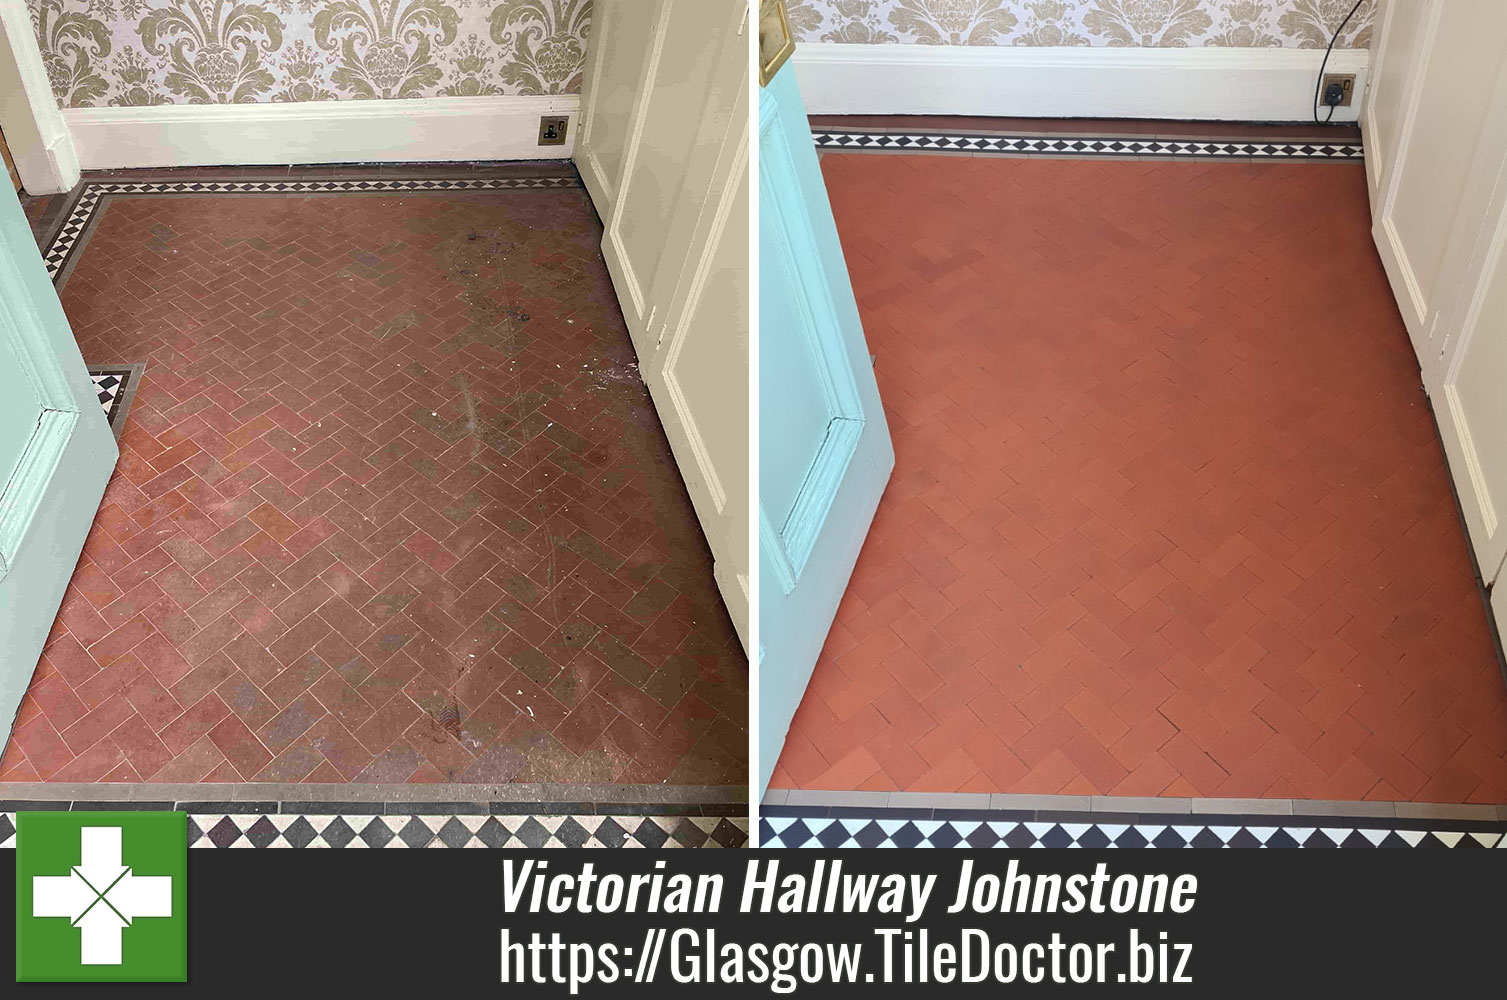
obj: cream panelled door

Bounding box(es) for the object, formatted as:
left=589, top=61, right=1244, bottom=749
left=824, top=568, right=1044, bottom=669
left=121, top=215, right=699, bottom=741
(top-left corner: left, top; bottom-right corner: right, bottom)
left=576, top=0, right=750, bottom=646
left=1368, top=0, right=1507, bottom=631
left=1430, top=98, right=1507, bottom=589
left=1369, top=1, right=1507, bottom=369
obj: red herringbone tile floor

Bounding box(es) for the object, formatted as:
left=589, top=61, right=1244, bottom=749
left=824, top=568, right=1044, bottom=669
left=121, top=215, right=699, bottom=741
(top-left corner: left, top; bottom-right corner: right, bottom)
left=1, top=169, right=745, bottom=785
left=771, top=152, right=1506, bottom=803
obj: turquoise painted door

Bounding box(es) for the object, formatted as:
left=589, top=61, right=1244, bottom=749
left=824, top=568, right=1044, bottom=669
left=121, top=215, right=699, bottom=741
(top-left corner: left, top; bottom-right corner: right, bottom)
left=0, top=188, right=117, bottom=745
left=758, top=66, right=894, bottom=796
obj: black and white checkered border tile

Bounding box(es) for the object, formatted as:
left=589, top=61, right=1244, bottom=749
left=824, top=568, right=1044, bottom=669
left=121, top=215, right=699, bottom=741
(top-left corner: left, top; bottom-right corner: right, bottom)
left=43, top=174, right=581, bottom=281
left=761, top=812, right=1507, bottom=849
left=0, top=811, right=747, bottom=849
left=812, top=132, right=1365, bottom=162
left=90, top=366, right=134, bottom=424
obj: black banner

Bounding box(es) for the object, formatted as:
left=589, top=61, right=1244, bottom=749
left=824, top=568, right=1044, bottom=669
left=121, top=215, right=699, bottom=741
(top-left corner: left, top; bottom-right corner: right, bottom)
left=5, top=851, right=1502, bottom=993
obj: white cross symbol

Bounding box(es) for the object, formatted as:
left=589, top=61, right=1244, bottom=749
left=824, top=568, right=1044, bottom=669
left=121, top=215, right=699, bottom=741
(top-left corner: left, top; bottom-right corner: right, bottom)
left=32, top=827, right=173, bottom=965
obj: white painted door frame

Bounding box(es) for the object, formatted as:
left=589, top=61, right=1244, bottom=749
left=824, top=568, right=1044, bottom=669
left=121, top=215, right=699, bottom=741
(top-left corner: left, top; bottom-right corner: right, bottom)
left=0, top=4, right=79, bottom=195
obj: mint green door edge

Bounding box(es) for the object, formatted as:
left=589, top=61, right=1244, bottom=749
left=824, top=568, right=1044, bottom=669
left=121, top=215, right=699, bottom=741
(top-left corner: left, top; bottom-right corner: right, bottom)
left=0, top=186, right=118, bottom=749
left=757, top=65, right=894, bottom=798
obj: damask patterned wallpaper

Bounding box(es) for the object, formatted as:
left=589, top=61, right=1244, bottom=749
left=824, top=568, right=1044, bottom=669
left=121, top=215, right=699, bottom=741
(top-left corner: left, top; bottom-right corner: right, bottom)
left=28, top=0, right=592, bottom=108
left=786, top=0, right=1375, bottom=47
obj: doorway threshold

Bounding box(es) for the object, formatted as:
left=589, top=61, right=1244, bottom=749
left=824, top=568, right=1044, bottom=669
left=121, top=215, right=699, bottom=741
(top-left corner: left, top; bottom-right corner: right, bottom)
left=0, top=781, right=748, bottom=848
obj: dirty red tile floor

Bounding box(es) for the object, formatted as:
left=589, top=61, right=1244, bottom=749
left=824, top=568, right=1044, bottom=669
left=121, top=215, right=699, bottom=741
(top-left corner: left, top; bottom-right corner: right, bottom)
left=771, top=150, right=1507, bottom=803
left=1, top=166, right=745, bottom=786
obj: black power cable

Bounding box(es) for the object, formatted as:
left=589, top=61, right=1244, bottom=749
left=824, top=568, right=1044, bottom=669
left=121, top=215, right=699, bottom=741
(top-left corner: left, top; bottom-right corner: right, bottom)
left=1314, top=0, right=1368, bottom=123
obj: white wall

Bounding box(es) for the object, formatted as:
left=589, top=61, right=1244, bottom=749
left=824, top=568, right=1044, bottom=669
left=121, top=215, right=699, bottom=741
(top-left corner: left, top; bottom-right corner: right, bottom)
left=0, top=4, right=585, bottom=183
left=793, top=43, right=1370, bottom=122
left=61, top=96, right=580, bottom=171
left=1367, top=0, right=1507, bottom=639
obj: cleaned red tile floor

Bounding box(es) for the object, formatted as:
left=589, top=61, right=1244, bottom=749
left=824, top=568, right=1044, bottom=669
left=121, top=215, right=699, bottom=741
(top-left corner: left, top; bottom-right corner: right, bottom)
left=1, top=169, right=745, bottom=785
left=770, top=151, right=1507, bottom=803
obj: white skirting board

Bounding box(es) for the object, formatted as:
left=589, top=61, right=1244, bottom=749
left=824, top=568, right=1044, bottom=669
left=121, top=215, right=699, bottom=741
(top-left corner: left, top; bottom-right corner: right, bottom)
left=62, top=95, right=580, bottom=170
left=792, top=44, right=1370, bottom=123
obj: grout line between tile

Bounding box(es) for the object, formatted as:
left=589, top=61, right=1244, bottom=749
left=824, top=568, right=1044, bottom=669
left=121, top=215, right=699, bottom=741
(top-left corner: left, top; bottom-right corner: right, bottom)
left=764, top=789, right=1507, bottom=824
left=0, top=781, right=746, bottom=806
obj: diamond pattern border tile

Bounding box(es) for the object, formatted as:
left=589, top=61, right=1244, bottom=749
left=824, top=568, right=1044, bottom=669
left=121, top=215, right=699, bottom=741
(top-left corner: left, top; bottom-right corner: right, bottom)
left=760, top=808, right=1507, bottom=849
left=811, top=132, right=1366, bottom=161
left=92, top=370, right=124, bottom=415
left=0, top=808, right=747, bottom=849
left=89, top=364, right=141, bottom=431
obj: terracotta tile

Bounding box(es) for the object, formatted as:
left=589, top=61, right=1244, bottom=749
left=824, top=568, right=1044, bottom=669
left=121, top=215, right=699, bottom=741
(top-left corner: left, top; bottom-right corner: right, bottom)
left=59, top=694, right=136, bottom=755
left=52, top=738, right=128, bottom=782
left=87, top=615, right=156, bottom=667
left=207, top=714, right=273, bottom=779
left=100, top=760, right=143, bottom=782
left=178, top=613, right=243, bottom=667
left=405, top=714, right=474, bottom=779
left=353, top=695, right=422, bottom=755
left=214, top=671, right=278, bottom=731
left=150, top=736, right=227, bottom=782
left=122, top=666, right=185, bottom=731
left=553, top=692, right=620, bottom=756
left=158, top=693, right=231, bottom=755
left=300, top=760, right=347, bottom=783
left=40, top=635, right=101, bottom=689
left=72, top=561, right=125, bottom=610
left=257, top=692, right=327, bottom=755
left=309, top=670, right=375, bottom=730
left=170, top=651, right=239, bottom=710
left=12, top=717, right=75, bottom=779
left=28, top=675, right=88, bottom=733
left=354, top=743, right=425, bottom=783
left=3, top=173, right=744, bottom=789
left=593, top=671, right=669, bottom=733
left=110, top=714, right=175, bottom=780
left=774, top=151, right=1498, bottom=804
left=221, top=632, right=283, bottom=686
left=261, top=649, right=331, bottom=707
left=130, top=632, right=195, bottom=688
left=305, top=716, right=375, bottom=780
left=228, top=595, right=286, bottom=646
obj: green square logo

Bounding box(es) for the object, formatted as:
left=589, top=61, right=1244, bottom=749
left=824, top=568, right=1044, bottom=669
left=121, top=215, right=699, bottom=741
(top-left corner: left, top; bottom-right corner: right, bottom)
left=15, top=812, right=187, bottom=983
